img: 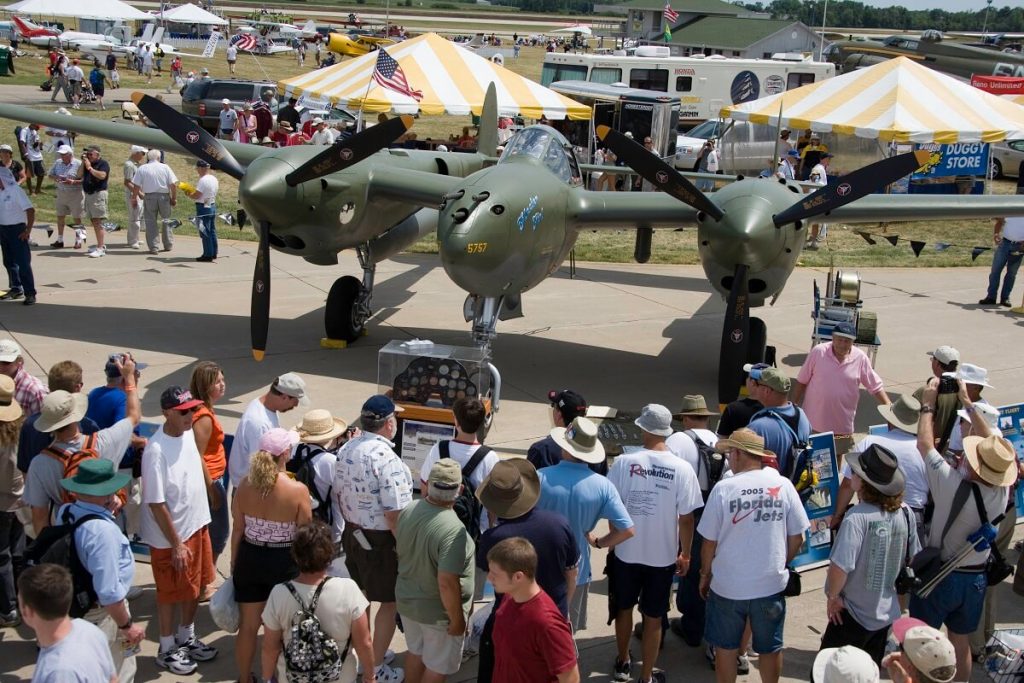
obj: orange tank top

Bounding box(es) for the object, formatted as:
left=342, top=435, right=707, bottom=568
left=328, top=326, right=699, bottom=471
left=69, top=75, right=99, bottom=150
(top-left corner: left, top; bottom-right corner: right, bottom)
left=192, top=404, right=226, bottom=480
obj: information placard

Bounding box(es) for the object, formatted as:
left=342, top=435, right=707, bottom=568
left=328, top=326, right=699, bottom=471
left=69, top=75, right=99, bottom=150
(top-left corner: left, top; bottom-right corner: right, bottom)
left=399, top=419, right=456, bottom=487
left=793, top=432, right=840, bottom=571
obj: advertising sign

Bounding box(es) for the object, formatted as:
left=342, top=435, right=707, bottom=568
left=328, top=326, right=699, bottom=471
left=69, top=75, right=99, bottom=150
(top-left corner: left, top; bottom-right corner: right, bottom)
left=971, top=74, right=1024, bottom=95
left=911, top=143, right=990, bottom=179
left=996, top=403, right=1024, bottom=518
left=793, top=432, right=840, bottom=571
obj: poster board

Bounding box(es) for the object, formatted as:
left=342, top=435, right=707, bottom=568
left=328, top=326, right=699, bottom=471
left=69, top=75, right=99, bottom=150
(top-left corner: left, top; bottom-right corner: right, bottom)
left=792, top=432, right=840, bottom=571
left=997, top=403, right=1024, bottom=518
left=398, top=418, right=456, bottom=488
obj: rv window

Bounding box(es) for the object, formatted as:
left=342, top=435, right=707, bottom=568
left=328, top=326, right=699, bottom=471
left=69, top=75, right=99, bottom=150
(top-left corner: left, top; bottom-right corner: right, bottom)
left=675, top=76, right=692, bottom=92
left=629, top=68, right=668, bottom=92
left=786, top=73, right=816, bottom=90
left=540, top=63, right=588, bottom=87
left=590, top=67, right=622, bottom=85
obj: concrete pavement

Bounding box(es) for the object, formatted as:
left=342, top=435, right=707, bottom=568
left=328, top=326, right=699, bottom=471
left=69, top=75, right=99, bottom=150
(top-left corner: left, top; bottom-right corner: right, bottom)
left=2, top=234, right=1023, bottom=682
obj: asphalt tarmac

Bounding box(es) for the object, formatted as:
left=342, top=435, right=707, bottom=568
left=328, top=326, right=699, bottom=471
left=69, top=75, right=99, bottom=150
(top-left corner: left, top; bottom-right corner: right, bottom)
left=2, top=234, right=1023, bottom=682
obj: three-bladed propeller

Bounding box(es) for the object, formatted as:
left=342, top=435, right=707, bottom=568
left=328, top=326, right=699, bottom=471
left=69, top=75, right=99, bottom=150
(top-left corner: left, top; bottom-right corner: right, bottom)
left=132, top=93, right=411, bottom=361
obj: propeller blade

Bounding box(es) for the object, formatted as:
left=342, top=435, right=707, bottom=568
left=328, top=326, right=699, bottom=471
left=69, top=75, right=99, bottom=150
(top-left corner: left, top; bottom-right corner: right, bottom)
left=130, top=92, right=246, bottom=181
left=773, top=150, right=930, bottom=227
left=718, top=264, right=750, bottom=406
left=285, top=115, right=414, bottom=187
left=251, top=221, right=271, bottom=361
left=597, top=124, right=724, bottom=221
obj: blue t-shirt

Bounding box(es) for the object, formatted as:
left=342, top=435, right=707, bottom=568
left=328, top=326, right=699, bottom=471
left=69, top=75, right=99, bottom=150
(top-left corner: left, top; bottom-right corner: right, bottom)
left=30, top=618, right=115, bottom=683
left=535, top=461, right=633, bottom=585
left=747, top=404, right=811, bottom=474
left=85, top=385, right=126, bottom=429
left=17, top=414, right=99, bottom=474
left=476, top=508, right=579, bottom=616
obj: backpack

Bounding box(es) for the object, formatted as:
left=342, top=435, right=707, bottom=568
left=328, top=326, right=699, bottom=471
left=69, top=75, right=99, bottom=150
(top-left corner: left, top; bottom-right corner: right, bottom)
left=89, top=69, right=102, bottom=88
left=42, top=434, right=128, bottom=506
left=13, top=125, right=22, bottom=149
left=684, top=430, right=726, bottom=500
left=753, top=408, right=812, bottom=485
left=25, top=507, right=102, bottom=617
left=439, top=441, right=491, bottom=541
left=288, top=443, right=332, bottom=526
left=283, top=579, right=348, bottom=683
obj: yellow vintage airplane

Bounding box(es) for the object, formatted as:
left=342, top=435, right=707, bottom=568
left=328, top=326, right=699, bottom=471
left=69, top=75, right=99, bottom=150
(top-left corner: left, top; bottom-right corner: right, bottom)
left=326, top=31, right=395, bottom=58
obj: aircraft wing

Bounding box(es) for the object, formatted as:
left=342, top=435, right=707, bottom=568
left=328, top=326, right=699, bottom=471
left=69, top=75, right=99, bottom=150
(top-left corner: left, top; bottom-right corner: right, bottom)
left=568, top=190, right=700, bottom=230
left=0, top=103, right=267, bottom=168
left=366, top=166, right=461, bottom=207
left=826, top=194, right=1024, bottom=223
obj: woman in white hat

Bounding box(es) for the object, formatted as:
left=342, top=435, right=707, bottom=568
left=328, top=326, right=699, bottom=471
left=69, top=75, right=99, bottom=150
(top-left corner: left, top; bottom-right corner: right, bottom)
left=0, top=375, right=23, bottom=626
left=288, top=409, right=348, bottom=543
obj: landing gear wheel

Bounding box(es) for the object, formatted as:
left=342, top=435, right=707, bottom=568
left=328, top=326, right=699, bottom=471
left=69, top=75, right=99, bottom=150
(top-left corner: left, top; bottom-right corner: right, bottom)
left=325, top=275, right=367, bottom=342
left=746, top=317, right=767, bottom=365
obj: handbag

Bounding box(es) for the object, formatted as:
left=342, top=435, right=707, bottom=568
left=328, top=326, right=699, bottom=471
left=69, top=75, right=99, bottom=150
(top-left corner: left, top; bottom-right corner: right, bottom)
left=783, top=566, right=801, bottom=597
left=909, top=479, right=973, bottom=593
left=970, top=484, right=1014, bottom=586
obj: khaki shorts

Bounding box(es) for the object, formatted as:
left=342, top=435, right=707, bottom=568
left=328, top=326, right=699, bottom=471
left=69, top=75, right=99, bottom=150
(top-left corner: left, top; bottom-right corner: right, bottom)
left=55, top=191, right=83, bottom=218
left=403, top=617, right=466, bottom=675
left=84, top=190, right=108, bottom=219
left=150, top=527, right=214, bottom=604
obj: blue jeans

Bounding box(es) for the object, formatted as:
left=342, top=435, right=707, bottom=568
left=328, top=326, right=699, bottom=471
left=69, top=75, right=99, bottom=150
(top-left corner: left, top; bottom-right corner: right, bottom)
left=208, top=476, right=229, bottom=556
left=910, top=570, right=987, bottom=635
left=986, top=237, right=1024, bottom=302
left=705, top=590, right=786, bottom=654
left=0, top=223, right=33, bottom=296
left=196, top=203, right=217, bottom=258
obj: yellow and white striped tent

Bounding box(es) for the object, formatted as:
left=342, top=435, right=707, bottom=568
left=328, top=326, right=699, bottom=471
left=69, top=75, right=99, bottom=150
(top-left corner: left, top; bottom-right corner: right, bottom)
left=721, top=57, right=1024, bottom=143
left=278, top=32, right=590, bottom=120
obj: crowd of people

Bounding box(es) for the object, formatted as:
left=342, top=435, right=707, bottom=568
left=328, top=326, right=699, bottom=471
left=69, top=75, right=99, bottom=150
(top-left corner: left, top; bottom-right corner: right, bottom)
left=0, top=328, right=1020, bottom=683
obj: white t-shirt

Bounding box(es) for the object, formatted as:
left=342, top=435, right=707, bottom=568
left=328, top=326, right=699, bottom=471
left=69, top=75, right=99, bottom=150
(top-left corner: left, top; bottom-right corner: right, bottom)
left=698, top=468, right=810, bottom=600
left=140, top=426, right=213, bottom=549
left=65, top=65, right=83, bottom=82
left=705, top=149, right=720, bottom=173
left=1003, top=216, right=1024, bottom=241
left=810, top=163, right=828, bottom=185
left=19, top=128, right=43, bottom=162
left=666, top=429, right=727, bottom=492
left=229, top=398, right=280, bottom=487
left=194, top=174, right=218, bottom=206
left=841, top=431, right=930, bottom=509
left=0, top=181, right=33, bottom=225
left=608, top=448, right=703, bottom=567
left=226, top=45, right=238, bottom=61
left=132, top=161, right=178, bottom=194
left=262, top=577, right=368, bottom=683
left=141, top=50, right=153, bottom=68
left=419, top=440, right=499, bottom=532
left=310, top=127, right=337, bottom=146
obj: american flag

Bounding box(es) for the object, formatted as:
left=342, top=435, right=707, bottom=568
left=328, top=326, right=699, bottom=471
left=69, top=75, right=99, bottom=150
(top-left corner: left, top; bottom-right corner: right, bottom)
left=372, top=49, right=423, bottom=101
left=663, top=3, right=679, bottom=23
left=231, top=33, right=258, bottom=52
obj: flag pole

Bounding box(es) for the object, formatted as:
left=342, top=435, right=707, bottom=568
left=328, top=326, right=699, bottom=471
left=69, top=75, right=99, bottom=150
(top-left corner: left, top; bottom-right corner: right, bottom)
left=357, top=51, right=379, bottom=133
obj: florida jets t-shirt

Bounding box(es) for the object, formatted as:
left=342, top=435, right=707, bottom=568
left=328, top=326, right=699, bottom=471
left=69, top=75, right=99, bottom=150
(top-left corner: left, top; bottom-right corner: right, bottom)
left=697, top=468, right=809, bottom=600
left=608, top=448, right=702, bottom=567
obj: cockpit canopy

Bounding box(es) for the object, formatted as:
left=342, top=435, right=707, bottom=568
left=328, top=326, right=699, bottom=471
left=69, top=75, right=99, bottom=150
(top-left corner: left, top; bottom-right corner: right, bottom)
left=499, top=125, right=582, bottom=186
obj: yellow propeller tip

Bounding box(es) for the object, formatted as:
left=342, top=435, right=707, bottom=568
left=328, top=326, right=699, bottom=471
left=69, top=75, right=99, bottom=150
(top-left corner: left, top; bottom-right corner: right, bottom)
left=252, top=350, right=265, bottom=362
left=399, top=114, right=415, bottom=129
left=596, top=125, right=610, bottom=140
left=130, top=91, right=145, bottom=105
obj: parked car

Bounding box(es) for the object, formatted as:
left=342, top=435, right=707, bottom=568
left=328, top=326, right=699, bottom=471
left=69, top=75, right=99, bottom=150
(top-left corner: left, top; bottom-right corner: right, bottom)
left=990, top=139, right=1024, bottom=178
left=676, top=119, right=778, bottom=175
left=181, top=78, right=278, bottom=133
left=675, top=119, right=723, bottom=170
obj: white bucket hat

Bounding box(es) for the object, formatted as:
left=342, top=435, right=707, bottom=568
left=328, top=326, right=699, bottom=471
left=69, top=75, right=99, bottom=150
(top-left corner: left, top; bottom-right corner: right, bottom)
left=550, top=417, right=605, bottom=464
left=956, top=363, right=992, bottom=388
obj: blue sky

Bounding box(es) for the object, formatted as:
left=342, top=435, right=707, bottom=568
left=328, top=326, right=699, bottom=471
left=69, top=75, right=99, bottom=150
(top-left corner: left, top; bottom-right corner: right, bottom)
left=859, top=0, right=1024, bottom=10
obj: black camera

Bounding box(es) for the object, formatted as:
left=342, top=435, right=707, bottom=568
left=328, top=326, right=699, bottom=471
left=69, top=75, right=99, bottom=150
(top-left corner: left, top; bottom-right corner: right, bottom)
left=895, top=566, right=922, bottom=595
left=938, top=373, right=958, bottom=395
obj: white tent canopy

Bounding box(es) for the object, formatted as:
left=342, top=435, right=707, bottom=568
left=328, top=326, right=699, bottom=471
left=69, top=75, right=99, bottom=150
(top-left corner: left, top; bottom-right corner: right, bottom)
left=153, top=2, right=227, bottom=26
left=5, top=0, right=150, bottom=20
left=553, top=24, right=592, bottom=36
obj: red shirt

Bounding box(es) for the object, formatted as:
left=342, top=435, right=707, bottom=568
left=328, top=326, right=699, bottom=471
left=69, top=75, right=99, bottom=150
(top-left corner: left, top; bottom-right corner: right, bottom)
left=493, top=590, right=577, bottom=683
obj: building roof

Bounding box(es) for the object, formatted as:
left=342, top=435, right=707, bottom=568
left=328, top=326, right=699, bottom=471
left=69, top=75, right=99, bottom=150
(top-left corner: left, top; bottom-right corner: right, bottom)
left=620, top=0, right=743, bottom=14
left=669, top=17, right=799, bottom=49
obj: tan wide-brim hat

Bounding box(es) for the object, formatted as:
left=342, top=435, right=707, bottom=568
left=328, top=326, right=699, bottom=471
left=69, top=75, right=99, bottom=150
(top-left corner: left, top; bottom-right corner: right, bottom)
left=878, top=394, right=921, bottom=435
left=673, top=394, right=718, bottom=418
left=294, top=408, right=347, bottom=445
left=550, top=417, right=605, bottom=464
left=715, top=427, right=776, bottom=460
left=0, top=375, right=22, bottom=423
left=964, top=435, right=1017, bottom=487
left=476, top=458, right=540, bottom=520
left=35, top=390, right=88, bottom=433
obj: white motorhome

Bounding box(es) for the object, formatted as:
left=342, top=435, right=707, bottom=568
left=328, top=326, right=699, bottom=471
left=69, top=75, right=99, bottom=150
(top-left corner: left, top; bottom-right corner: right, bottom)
left=540, top=46, right=835, bottom=127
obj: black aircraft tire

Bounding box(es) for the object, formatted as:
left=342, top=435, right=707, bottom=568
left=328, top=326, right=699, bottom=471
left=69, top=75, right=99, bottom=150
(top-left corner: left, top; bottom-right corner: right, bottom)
left=325, top=275, right=365, bottom=342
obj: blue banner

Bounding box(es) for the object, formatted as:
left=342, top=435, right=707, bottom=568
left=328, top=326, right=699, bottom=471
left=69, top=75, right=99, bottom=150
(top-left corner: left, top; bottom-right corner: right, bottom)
left=996, top=403, right=1024, bottom=519
left=792, top=432, right=840, bottom=571
left=912, top=143, right=990, bottom=179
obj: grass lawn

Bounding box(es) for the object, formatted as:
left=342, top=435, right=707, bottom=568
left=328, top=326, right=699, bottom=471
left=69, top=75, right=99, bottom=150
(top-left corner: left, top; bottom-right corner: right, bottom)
left=0, top=42, right=1009, bottom=268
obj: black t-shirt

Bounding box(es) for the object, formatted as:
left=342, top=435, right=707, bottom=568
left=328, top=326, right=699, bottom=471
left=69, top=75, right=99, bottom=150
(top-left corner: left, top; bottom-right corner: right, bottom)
left=277, top=105, right=301, bottom=129
left=105, top=53, right=116, bottom=70
left=82, top=158, right=110, bottom=193
left=716, top=397, right=763, bottom=437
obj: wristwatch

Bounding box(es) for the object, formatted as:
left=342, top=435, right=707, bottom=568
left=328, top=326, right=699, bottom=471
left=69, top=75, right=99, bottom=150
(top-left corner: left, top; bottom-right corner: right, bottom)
left=920, top=406, right=935, bottom=414
left=118, top=617, right=133, bottom=630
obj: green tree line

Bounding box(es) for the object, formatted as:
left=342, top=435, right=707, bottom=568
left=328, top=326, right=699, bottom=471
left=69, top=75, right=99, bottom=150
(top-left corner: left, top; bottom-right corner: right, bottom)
left=735, top=0, right=1024, bottom=33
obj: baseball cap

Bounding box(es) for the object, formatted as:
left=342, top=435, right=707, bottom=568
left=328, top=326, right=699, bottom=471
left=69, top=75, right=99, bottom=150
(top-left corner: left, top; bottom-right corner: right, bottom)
left=56, top=145, right=73, bottom=155
left=104, top=353, right=148, bottom=378
left=221, top=98, right=231, bottom=104
left=821, top=152, right=834, bottom=159
left=312, top=116, right=324, bottom=125
left=273, top=372, right=307, bottom=400
left=749, top=366, right=791, bottom=393
left=812, top=646, right=879, bottom=683
left=0, top=339, right=21, bottom=363
left=634, top=404, right=674, bottom=436
left=0, top=144, right=12, bottom=153
left=361, top=394, right=404, bottom=420
left=548, top=389, right=587, bottom=425
left=159, top=386, right=203, bottom=411
left=200, top=67, right=210, bottom=74
left=130, top=145, right=148, bottom=154
left=196, top=159, right=210, bottom=168
left=259, top=427, right=299, bottom=455
left=832, top=321, right=857, bottom=339
left=428, top=460, right=462, bottom=490
left=891, top=617, right=956, bottom=683
left=927, top=345, right=960, bottom=365
left=787, top=149, right=800, bottom=157
left=742, top=362, right=769, bottom=378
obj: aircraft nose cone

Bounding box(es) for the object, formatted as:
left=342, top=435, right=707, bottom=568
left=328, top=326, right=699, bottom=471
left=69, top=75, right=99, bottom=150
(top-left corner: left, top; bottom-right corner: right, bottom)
left=238, top=157, right=303, bottom=225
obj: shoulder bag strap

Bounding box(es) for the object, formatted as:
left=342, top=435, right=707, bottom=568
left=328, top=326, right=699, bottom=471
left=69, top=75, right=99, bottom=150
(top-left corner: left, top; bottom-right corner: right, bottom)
left=439, top=440, right=450, bottom=460
left=463, top=445, right=491, bottom=479
left=901, top=505, right=913, bottom=566
left=936, top=479, right=975, bottom=547
left=684, top=429, right=707, bottom=481
left=284, top=581, right=308, bottom=612
left=310, top=577, right=330, bottom=612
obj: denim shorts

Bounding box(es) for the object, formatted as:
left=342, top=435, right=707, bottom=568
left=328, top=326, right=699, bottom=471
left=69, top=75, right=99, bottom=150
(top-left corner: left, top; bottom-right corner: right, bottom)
left=909, top=570, right=987, bottom=635
left=705, top=590, right=786, bottom=653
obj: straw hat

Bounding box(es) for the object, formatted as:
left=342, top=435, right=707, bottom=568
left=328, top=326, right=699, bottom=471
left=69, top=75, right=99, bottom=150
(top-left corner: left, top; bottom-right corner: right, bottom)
left=35, top=390, right=88, bottom=433
left=963, top=435, right=1016, bottom=487
left=673, top=394, right=717, bottom=418
left=714, top=427, right=776, bottom=459
left=0, top=375, right=22, bottom=422
left=295, top=409, right=347, bottom=445
left=476, top=458, right=540, bottom=519
left=550, top=417, right=605, bottom=464
left=877, top=394, right=921, bottom=435
left=846, top=444, right=905, bottom=496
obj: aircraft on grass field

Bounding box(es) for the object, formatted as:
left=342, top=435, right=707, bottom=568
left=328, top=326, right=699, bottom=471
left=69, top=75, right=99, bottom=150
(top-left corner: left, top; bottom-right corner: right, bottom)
left=325, top=31, right=395, bottom=58
left=1, top=87, right=1022, bottom=404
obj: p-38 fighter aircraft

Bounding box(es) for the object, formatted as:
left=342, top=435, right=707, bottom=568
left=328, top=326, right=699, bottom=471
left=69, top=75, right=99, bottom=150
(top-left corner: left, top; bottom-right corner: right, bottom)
left=3, top=86, right=1023, bottom=404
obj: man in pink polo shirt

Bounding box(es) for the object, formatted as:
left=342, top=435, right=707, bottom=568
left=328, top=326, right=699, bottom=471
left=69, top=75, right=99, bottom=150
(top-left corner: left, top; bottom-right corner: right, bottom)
left=791, top=321, right=890, bottom=462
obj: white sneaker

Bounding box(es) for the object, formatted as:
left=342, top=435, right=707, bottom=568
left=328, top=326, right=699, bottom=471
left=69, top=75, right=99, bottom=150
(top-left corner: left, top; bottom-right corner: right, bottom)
left=156, top=646, right=197, bottom=675
left=86, top=244, right=97, bottom=252
left=129, top=241, right=142, bottom=249
left=358, top=649, right=395, bottom=675
left=375, top=664, right=405, bottom=683
left=88, top=246, right=105, bottom=258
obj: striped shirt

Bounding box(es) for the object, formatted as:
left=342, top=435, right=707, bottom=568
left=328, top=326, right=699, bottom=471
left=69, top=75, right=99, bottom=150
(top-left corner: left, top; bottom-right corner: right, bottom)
left=14, top=367, right=46, bottom=417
